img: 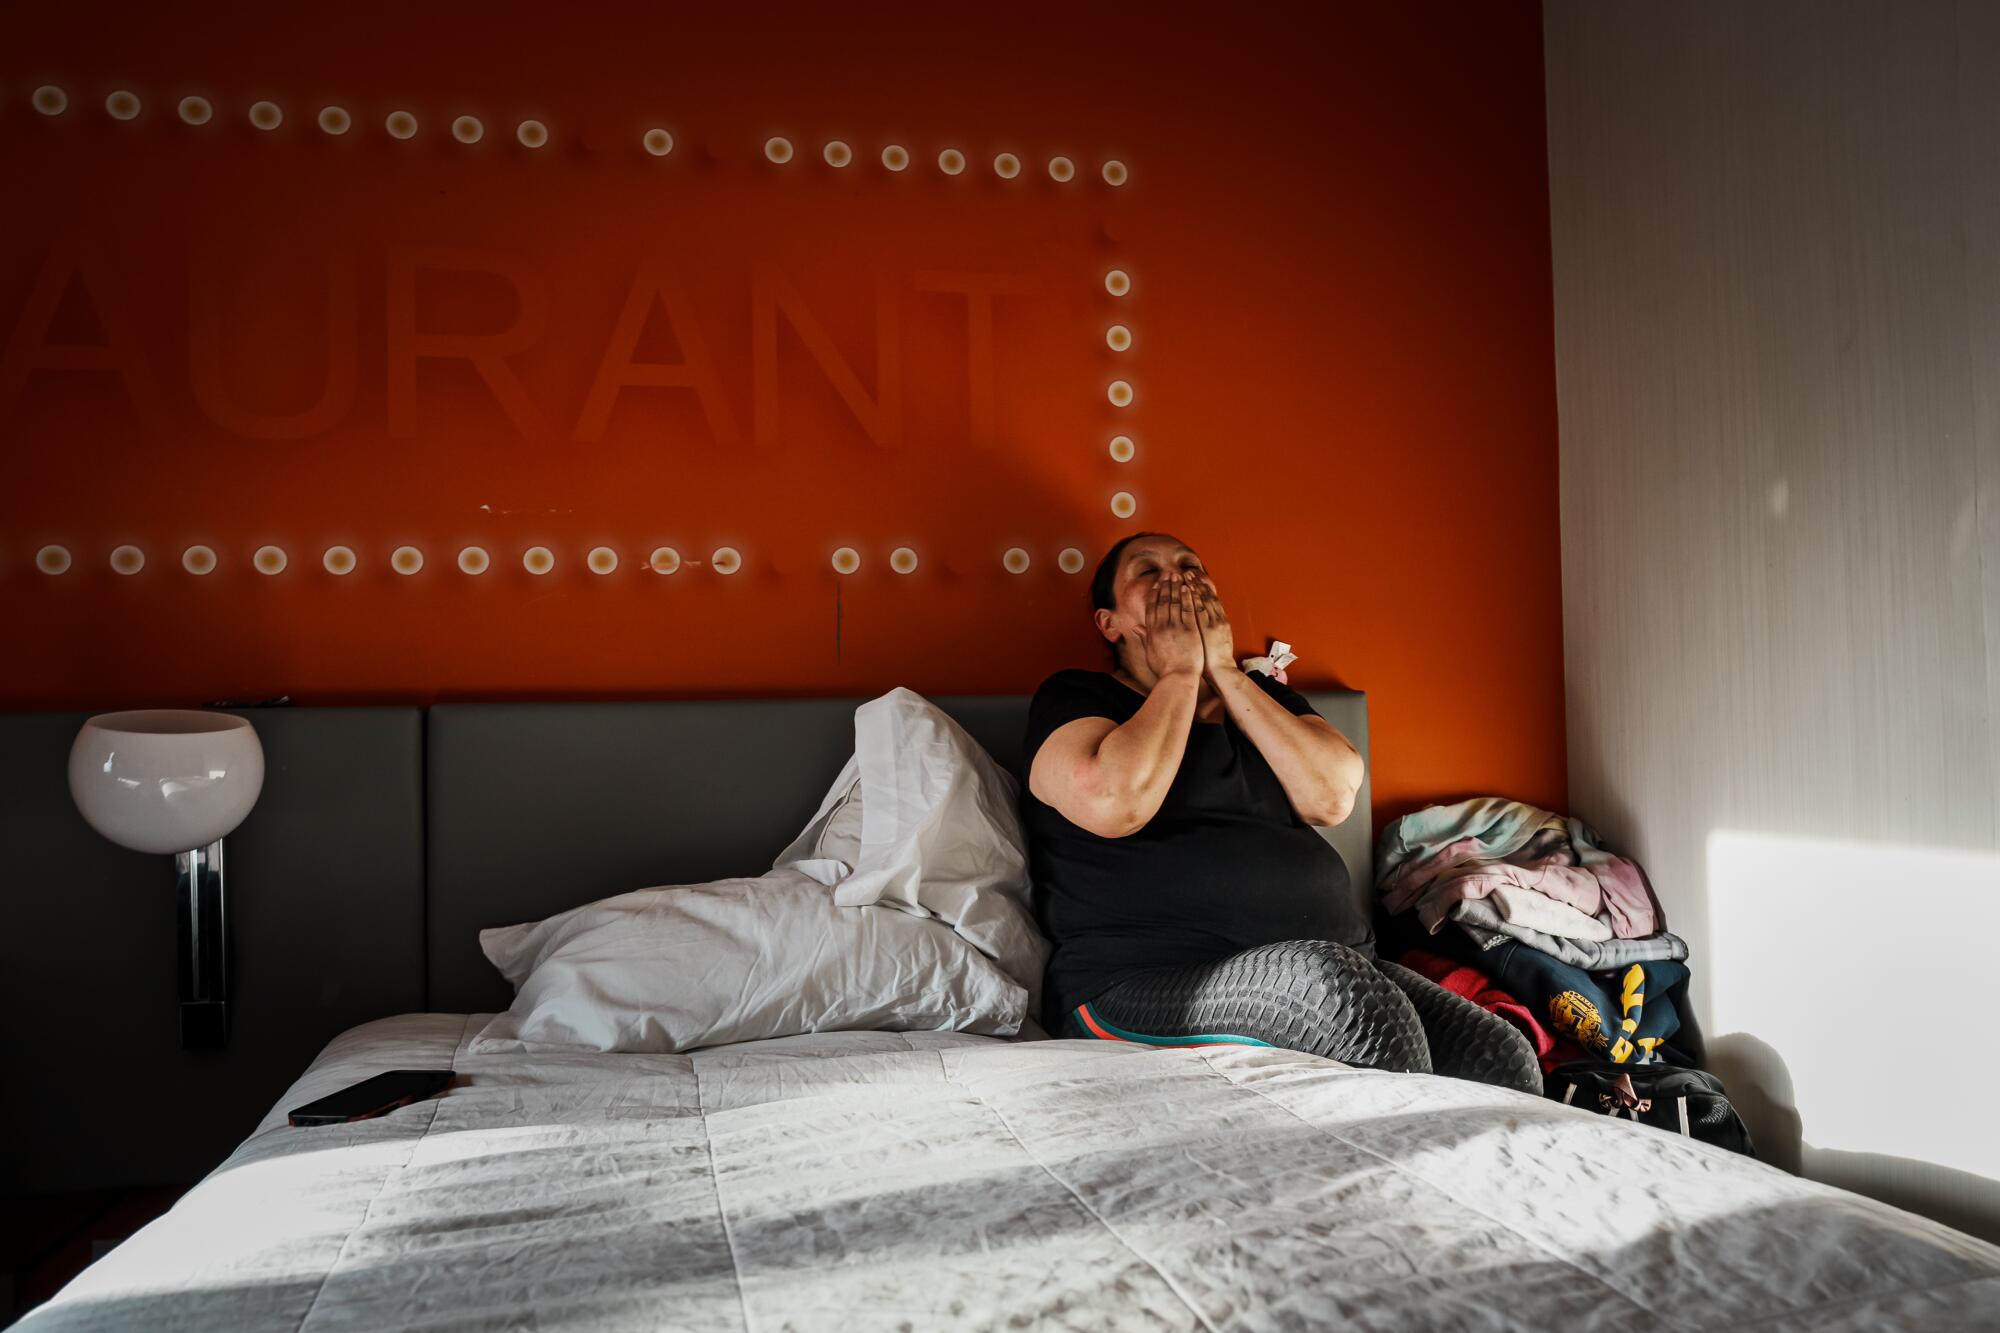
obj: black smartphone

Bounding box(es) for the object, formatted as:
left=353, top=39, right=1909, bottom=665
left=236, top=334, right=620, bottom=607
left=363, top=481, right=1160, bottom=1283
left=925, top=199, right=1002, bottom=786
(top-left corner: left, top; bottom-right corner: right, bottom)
left=287, top=1069, right=453, bottom=1127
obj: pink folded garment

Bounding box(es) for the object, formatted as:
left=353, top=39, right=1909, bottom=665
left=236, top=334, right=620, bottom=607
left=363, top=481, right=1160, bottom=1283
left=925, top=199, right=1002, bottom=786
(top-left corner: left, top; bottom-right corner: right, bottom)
left=1377, top=798, right=1659, bottom=939
left=1377, top=801, right=1566, bottom=915
left=1567, top=819, right=1657, bottom=938
left=1484, top=884, right=1613, bottom=940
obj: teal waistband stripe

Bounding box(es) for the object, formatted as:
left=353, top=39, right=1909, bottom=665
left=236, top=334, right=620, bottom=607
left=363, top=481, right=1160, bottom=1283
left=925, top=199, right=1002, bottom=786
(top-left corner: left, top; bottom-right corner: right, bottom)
left=1078, top=1004, right=1273, bottom=1047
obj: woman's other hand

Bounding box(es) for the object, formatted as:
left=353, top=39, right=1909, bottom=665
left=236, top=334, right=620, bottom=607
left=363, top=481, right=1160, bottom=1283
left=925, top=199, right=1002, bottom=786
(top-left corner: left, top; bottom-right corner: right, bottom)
left=1139, top=571, right=1206, bottom=681
left=1193, top=572, right=1235, bottom=678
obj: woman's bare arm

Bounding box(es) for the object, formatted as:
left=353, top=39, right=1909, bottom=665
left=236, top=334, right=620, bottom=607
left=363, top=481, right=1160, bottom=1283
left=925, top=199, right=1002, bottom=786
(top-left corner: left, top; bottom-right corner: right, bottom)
left=1205, top=663, right=1364, bottom=825
left=1029, top=668, right=1201, bottom=837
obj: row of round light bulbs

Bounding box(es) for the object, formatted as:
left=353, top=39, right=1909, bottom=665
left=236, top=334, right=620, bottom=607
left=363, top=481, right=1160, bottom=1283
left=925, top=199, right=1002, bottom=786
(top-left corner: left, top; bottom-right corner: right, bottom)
left=28, top=84, right=615, bottom=151
left=1100, top=270, right=1137, bottom=436
left=24, top=86, right=1137, bottom=181
left=762, top=136, right=1127, bottom=185
left=1102, top=258, right=1140, bottom=473
left=29, top=540, right=1119, bottom=578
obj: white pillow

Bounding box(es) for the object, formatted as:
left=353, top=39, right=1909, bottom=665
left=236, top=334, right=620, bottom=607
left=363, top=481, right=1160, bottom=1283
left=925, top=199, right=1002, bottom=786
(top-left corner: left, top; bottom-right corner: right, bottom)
left=469, top=866, right=1026, bottom=1054
left=770, top=688, right=1050, bottom=1016
left=816, top=775, right=866, bottom=869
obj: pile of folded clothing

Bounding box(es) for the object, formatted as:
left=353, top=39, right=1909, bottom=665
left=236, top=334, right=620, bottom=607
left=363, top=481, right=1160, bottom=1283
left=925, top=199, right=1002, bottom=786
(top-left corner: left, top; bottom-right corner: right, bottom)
left=1375, top=797, right=1693, bottom=1070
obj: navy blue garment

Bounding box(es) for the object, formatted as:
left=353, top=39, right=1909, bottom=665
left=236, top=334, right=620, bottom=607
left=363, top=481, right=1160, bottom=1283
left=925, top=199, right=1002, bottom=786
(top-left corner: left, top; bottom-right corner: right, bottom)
left=1442, top=932, right=1690, bottom=1065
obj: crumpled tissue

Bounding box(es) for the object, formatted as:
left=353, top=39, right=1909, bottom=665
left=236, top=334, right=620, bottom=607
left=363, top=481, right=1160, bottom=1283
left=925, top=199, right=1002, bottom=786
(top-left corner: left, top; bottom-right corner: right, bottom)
left=1239, top=639, right=1298, bottom=683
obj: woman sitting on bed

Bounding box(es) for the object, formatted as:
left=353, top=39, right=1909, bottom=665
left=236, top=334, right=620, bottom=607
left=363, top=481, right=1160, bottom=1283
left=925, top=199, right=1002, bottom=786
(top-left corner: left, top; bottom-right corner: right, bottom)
left=1022, top=531, right=1538, bottom=1090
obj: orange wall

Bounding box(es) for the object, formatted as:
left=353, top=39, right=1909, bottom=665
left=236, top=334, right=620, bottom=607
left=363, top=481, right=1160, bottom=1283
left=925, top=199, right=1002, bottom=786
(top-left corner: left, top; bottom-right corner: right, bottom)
left=0, top=1, right=1564, bottom=827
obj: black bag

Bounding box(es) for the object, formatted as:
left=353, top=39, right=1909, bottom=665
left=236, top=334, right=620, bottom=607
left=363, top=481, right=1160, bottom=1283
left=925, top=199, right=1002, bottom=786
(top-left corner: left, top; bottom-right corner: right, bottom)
left=1544, top=1062, right=1756, bottom=1157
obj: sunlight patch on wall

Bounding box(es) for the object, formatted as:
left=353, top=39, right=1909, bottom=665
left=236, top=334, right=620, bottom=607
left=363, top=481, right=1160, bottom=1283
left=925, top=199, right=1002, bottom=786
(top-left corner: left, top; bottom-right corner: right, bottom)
left=1706, top=829, right=1996, bottom=1182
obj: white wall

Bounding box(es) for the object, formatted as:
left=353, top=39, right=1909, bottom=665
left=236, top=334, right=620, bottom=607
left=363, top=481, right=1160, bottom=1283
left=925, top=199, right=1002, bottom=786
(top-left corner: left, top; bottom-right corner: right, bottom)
left=1544, top=0, right=2000, bottom=1242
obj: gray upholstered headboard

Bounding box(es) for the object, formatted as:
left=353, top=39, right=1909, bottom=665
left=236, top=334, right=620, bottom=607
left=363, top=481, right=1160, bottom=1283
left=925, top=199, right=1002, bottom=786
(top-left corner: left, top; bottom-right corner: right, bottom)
left=0, top=686, right=1367, bottom=1192
left=425, top=690, right=1372, bottom=1011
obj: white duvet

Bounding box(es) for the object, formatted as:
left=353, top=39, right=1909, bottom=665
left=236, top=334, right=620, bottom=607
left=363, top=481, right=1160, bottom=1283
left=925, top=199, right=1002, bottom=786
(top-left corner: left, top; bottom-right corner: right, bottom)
left=22, top=1016, right=2000, bottom=1331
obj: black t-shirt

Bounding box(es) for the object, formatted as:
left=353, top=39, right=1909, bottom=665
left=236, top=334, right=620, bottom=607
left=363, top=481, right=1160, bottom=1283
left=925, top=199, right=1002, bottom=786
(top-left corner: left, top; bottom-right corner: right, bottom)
left=1020, top=668, right=1372, bottom=1030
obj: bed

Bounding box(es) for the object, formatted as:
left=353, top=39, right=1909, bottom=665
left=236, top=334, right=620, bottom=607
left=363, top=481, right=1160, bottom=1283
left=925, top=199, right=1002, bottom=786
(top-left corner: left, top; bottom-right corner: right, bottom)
left=12, top=691, right=2000, bottom=1330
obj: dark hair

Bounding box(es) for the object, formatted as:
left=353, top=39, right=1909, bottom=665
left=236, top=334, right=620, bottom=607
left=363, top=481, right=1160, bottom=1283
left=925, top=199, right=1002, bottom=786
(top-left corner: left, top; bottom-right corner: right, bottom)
left=1088, top=531, right=1180, bottom=671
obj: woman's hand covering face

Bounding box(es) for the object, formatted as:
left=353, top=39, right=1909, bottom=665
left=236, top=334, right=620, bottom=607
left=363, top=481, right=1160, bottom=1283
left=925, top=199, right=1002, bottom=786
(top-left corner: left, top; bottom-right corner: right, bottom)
left=1139, top=569, right=1207, bottom=680
left=1191, top=571, right=1234, bottom=675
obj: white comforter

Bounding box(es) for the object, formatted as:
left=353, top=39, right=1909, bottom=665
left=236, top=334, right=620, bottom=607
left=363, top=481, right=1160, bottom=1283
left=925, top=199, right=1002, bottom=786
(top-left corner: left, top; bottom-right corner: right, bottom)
left=23, top=1015, right=2000, bottom=1331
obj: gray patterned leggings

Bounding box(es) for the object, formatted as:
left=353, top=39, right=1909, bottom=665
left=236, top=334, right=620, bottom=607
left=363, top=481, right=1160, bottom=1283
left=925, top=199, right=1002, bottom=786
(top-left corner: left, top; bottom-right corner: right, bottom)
left=1059, top=939, right=1542, bottom=1094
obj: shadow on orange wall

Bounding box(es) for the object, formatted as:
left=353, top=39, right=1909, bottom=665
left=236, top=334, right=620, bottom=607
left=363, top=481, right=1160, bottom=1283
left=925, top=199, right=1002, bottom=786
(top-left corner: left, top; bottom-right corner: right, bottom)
left=0, top=0, right=1566, bottom=830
